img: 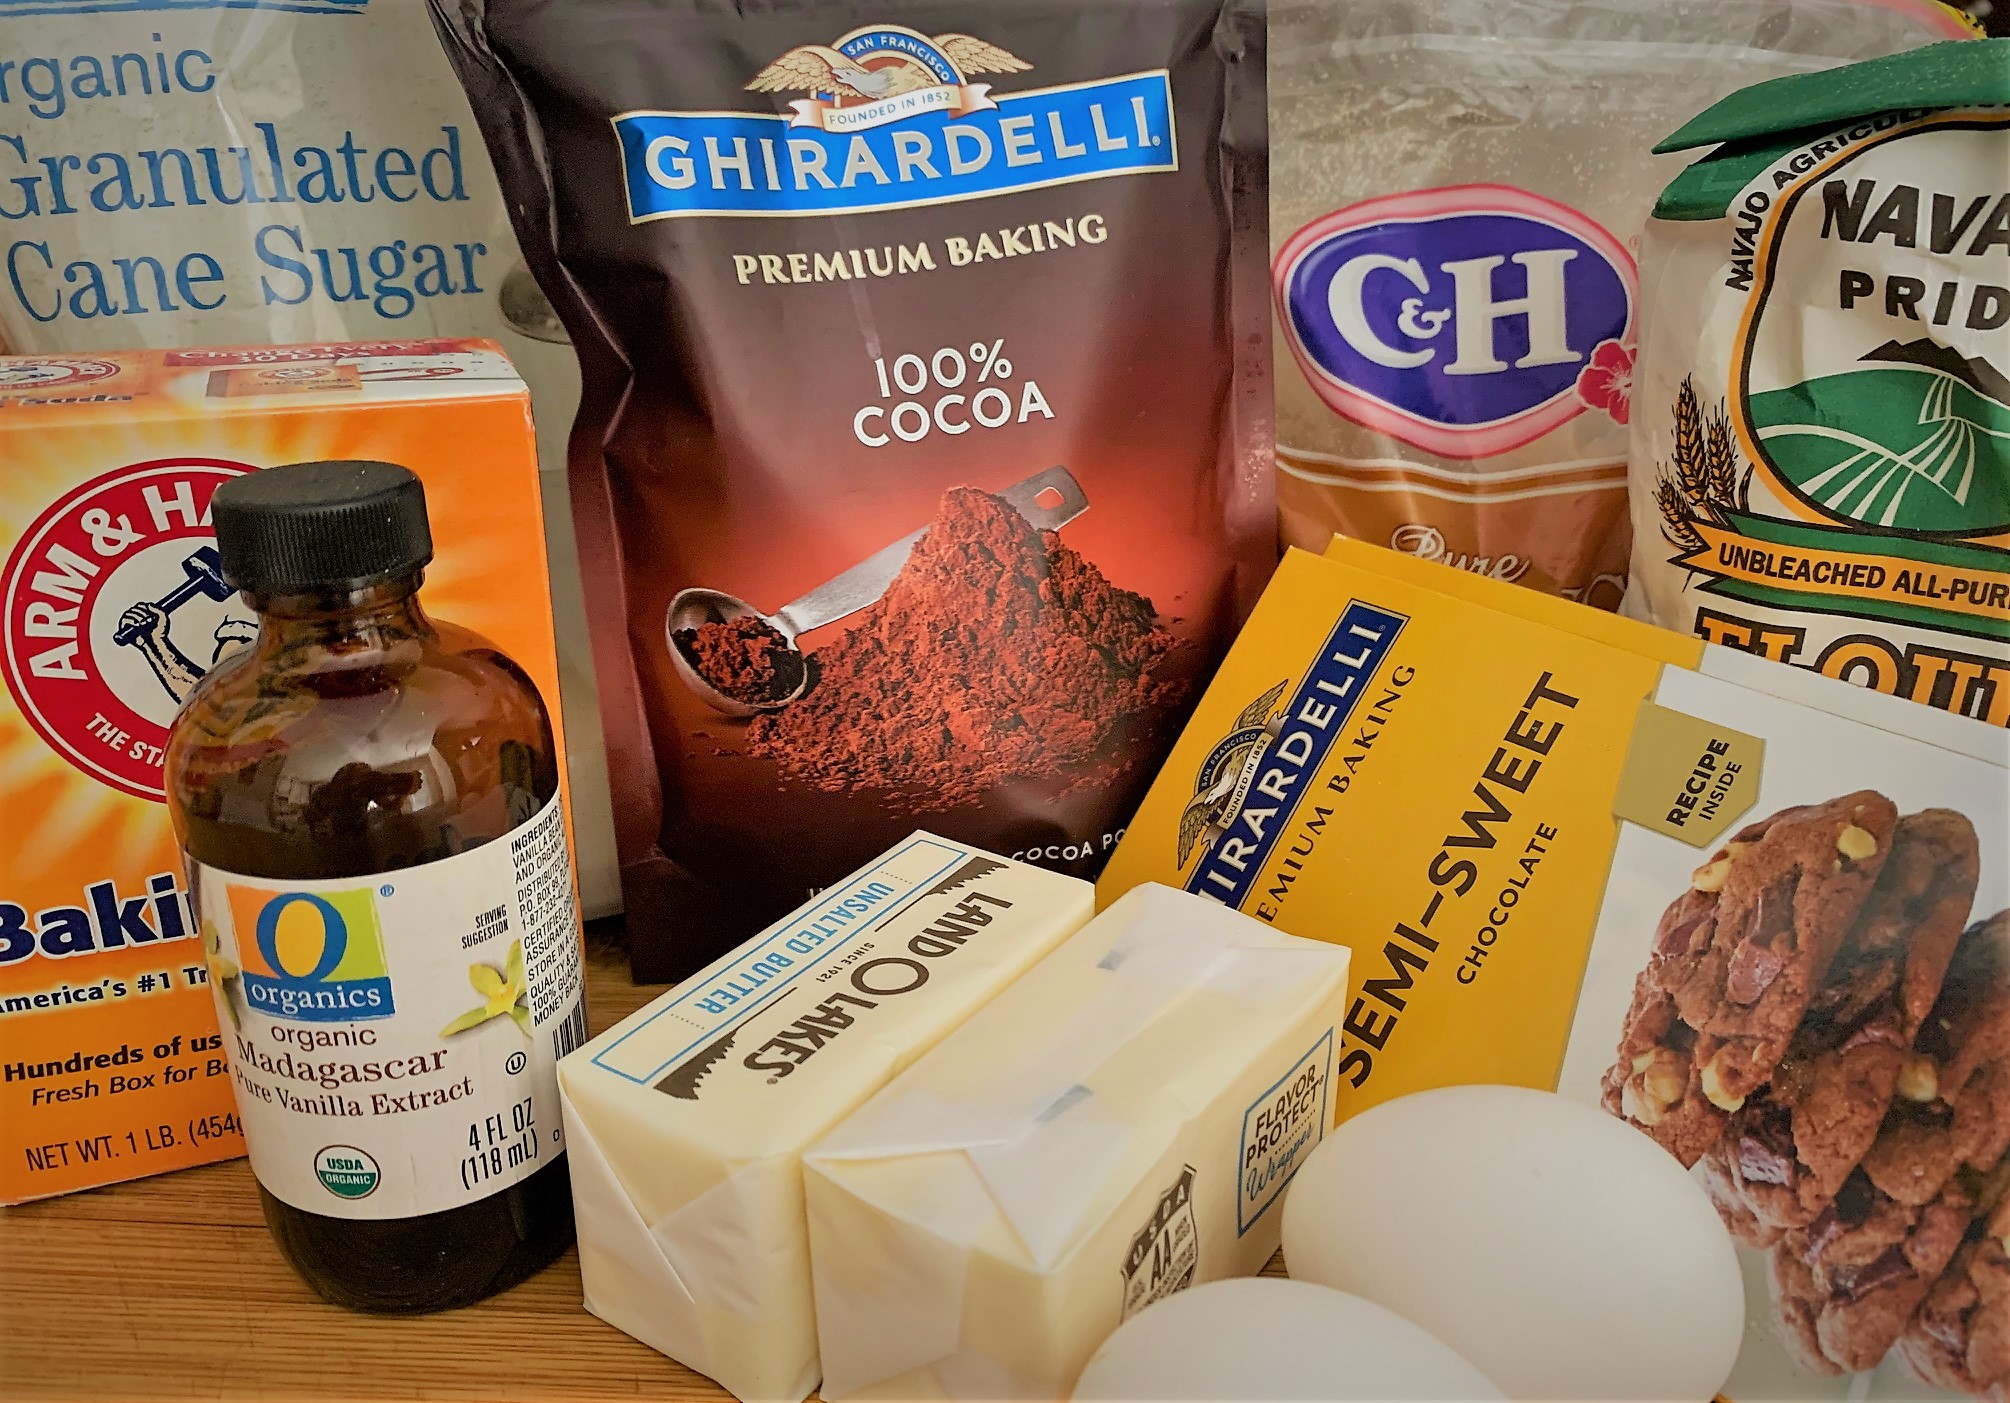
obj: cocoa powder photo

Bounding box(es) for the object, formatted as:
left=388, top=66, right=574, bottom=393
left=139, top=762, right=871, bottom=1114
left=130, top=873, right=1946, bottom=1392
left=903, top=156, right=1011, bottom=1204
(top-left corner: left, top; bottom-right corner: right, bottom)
left=674, top=615, right=805, bottom=707
left=746, top=487, right=1179, bottom=808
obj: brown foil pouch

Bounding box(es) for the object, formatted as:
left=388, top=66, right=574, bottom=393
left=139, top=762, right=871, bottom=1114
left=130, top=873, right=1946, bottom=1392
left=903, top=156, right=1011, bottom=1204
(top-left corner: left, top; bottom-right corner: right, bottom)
left=432, top=0, right=1273, bottom=979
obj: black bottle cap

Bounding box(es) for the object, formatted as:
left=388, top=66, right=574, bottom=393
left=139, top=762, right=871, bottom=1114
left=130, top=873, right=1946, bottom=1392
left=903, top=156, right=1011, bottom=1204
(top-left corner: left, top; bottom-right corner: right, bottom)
left=211, top=461, right=434, bottom=596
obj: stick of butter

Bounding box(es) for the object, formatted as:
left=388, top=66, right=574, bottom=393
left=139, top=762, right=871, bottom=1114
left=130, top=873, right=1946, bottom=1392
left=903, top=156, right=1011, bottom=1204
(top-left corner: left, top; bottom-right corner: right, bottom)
left=558, top=835, right=1094, bottom=1403
left=803, top=883, right=1351, bottom=1400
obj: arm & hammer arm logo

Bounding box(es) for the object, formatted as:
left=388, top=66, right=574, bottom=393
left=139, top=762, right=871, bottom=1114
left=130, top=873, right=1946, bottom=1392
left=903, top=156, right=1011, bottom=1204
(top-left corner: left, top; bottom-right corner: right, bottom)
left=227, top=885, right=395, bottom=1022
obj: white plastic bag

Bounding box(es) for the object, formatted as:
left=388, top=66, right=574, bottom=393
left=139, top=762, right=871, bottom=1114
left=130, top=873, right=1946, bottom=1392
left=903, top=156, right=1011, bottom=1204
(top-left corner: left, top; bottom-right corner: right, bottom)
left=0, top=3, right=616, bottom=914
left=1626, top=40, right=2010, bottom=729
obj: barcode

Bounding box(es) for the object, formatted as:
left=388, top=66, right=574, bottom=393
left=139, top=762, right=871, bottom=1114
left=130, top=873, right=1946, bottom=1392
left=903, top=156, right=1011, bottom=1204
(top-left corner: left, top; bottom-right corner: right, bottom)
left=551, top=1001, right=588, bottom=1060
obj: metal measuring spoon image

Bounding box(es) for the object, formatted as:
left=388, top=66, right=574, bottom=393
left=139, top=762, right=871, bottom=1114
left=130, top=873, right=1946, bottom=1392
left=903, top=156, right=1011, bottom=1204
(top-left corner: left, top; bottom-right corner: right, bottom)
left=666, top=465, right=1088, bottom=717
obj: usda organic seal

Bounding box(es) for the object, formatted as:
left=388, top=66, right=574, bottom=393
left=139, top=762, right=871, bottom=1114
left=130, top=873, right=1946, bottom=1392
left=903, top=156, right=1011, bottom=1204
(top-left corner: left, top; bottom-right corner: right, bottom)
left=314, top=1145, right=381, bottom=1200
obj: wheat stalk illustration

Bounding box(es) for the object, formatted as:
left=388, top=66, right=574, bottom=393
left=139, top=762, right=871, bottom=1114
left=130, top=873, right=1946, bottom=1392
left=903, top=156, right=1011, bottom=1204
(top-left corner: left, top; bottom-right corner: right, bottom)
left=1704, top=411, right=1736, bottom=506
left=1657, top=377, right=1750, bottom=551
left=1672, top=377, right=1710, bottom=507
left=1656, top=479, right=1706, bottom=552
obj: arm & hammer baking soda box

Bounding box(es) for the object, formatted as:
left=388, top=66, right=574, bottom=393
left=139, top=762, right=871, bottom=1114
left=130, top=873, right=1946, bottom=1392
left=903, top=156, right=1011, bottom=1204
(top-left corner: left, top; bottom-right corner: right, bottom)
left=1, top=340, right=570, bottom=1203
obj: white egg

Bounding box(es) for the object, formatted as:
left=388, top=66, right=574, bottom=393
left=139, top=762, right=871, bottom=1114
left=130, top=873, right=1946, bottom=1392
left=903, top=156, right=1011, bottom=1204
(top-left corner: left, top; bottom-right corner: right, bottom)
left=1072, top=1277, right=1504, bottom=1401
left=1282, top=1085, right=1743, bottom=1402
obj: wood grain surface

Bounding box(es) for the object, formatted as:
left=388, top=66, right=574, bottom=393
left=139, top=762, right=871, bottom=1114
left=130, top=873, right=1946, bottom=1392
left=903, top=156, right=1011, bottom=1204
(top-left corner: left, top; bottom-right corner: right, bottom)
left=1, top=928, right=727, bottom=1403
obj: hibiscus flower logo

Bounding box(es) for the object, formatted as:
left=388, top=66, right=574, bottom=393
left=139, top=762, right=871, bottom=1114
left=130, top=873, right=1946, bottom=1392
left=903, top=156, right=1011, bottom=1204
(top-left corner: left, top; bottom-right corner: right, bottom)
left=1575, top=339, right=1635, bottom=426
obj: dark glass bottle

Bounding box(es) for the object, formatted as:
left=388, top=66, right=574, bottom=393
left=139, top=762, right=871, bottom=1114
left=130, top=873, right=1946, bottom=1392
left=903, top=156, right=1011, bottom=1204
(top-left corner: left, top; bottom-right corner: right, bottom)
left=166, top=461, right=579, bottom=1313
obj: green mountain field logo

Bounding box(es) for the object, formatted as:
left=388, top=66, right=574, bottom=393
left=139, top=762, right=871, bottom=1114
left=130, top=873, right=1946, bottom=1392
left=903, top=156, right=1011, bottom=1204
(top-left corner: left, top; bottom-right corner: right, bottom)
left=1748, top=341, right=2010, bottom=538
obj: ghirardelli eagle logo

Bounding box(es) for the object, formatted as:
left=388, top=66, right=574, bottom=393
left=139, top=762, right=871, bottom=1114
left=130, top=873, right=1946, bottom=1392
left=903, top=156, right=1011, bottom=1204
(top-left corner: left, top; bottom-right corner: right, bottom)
left=748, top=27, right=1031, bottom=133
left=1177, top=681, right=1289, bottom=870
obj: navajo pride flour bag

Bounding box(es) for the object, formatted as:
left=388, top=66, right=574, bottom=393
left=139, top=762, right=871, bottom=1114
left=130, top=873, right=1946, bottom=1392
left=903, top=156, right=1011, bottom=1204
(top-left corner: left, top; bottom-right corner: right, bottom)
left=432, top=0, right=1272, bottom=977
left=1627, top=42, right=2010, bottom=727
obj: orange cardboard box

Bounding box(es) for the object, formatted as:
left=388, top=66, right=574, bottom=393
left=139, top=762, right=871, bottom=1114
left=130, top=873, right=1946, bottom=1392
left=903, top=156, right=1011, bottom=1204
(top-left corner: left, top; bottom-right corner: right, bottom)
left=0, top=339, right=569, bottom=1203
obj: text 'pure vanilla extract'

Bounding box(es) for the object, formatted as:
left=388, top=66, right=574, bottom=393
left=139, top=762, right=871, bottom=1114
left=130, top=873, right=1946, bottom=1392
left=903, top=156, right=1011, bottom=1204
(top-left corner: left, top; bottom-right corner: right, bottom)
left=165, top=461, right=587, bottom=1313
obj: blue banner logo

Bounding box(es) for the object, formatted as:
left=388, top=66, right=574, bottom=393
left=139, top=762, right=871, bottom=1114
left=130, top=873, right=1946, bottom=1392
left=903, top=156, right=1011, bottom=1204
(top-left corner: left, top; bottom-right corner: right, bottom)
left=614, top=24, right=1175, bottom=221
left=233, top=885, right=395, bottom=1024
left=1184, top=603, right=1406, bottom=910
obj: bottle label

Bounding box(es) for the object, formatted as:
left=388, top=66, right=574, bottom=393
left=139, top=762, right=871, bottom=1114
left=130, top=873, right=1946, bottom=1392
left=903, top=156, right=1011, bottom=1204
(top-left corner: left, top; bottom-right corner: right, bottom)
left=194, top=796, right=587, bottom=1219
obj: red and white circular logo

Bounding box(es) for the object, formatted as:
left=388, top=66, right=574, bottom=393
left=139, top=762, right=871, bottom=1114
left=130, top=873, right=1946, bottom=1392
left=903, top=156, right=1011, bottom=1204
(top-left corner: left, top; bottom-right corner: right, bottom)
left=2, top=460, right=254, bottom=801
left=0, top=357, right=122, bottom=392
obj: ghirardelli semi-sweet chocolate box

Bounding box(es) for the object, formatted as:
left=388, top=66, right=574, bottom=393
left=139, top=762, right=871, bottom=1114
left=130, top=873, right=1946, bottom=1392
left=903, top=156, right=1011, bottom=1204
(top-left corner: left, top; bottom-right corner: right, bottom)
left=1103, top=541, right=2010, bottom=1400
left=432, top=0, right=1273, bottom=980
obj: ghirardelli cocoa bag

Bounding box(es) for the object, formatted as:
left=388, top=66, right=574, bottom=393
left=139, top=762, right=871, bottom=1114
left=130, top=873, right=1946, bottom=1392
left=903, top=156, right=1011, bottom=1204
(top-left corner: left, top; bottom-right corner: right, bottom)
left=431, top=0, right=1272, bottom=979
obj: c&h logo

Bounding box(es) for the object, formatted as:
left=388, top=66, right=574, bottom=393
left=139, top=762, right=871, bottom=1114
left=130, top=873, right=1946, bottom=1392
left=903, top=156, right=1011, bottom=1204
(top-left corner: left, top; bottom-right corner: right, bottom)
left=1275, top=185, right=1635, bottom=460
left=229, top=886, right=395, bottom=1022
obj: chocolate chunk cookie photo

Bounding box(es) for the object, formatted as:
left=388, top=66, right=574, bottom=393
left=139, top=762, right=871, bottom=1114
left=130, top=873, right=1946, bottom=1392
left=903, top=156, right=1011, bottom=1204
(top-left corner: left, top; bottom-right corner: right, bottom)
left=1901, top=1193, right=2010, bottom=1401
left=1706, top=812, right=1981, bottom=1247
left=1600, top=792, right=1900, bottom=1166
left=1761, top=909, right=2007, bottom=1379
left=1594, top=797, right=2006, bottom=1397
left=1765, top=962, right=2010, bottom=1391
left=1553, top=698, right=2006, bottom=1401
left=1767, top=1134, right=2008, bottom=1380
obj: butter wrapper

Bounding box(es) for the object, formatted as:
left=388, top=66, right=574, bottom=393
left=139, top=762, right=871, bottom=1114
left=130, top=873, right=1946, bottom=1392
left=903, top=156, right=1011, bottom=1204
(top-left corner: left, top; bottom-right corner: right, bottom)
left=803, top=883, right=1350, bottom=1400
left=559, top=835, right=1092, bottom=1403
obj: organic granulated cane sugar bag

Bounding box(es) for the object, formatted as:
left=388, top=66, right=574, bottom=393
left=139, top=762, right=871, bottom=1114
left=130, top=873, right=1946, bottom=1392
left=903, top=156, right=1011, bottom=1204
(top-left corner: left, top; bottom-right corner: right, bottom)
left=0, top=1, right=618, bottom=915
left=433, top=0, right=1272, bottom=979
left=1269, top=0, right=1969, bottom=610
left=1627, top=41, right=2010, bottom=728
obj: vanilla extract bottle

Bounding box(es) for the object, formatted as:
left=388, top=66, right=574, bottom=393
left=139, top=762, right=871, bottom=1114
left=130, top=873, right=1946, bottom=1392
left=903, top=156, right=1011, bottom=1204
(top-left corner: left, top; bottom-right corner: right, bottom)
left=165, top=461, right=584, bottom=1312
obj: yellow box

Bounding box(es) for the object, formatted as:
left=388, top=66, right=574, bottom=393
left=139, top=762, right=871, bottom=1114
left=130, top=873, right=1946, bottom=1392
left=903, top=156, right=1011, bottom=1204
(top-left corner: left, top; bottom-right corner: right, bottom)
left=1101, top=546, right=2010, bottom=1398
left=0, top=339, right=568, bottom=1203
left=1102, top=548, right=2008, bottom=1120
